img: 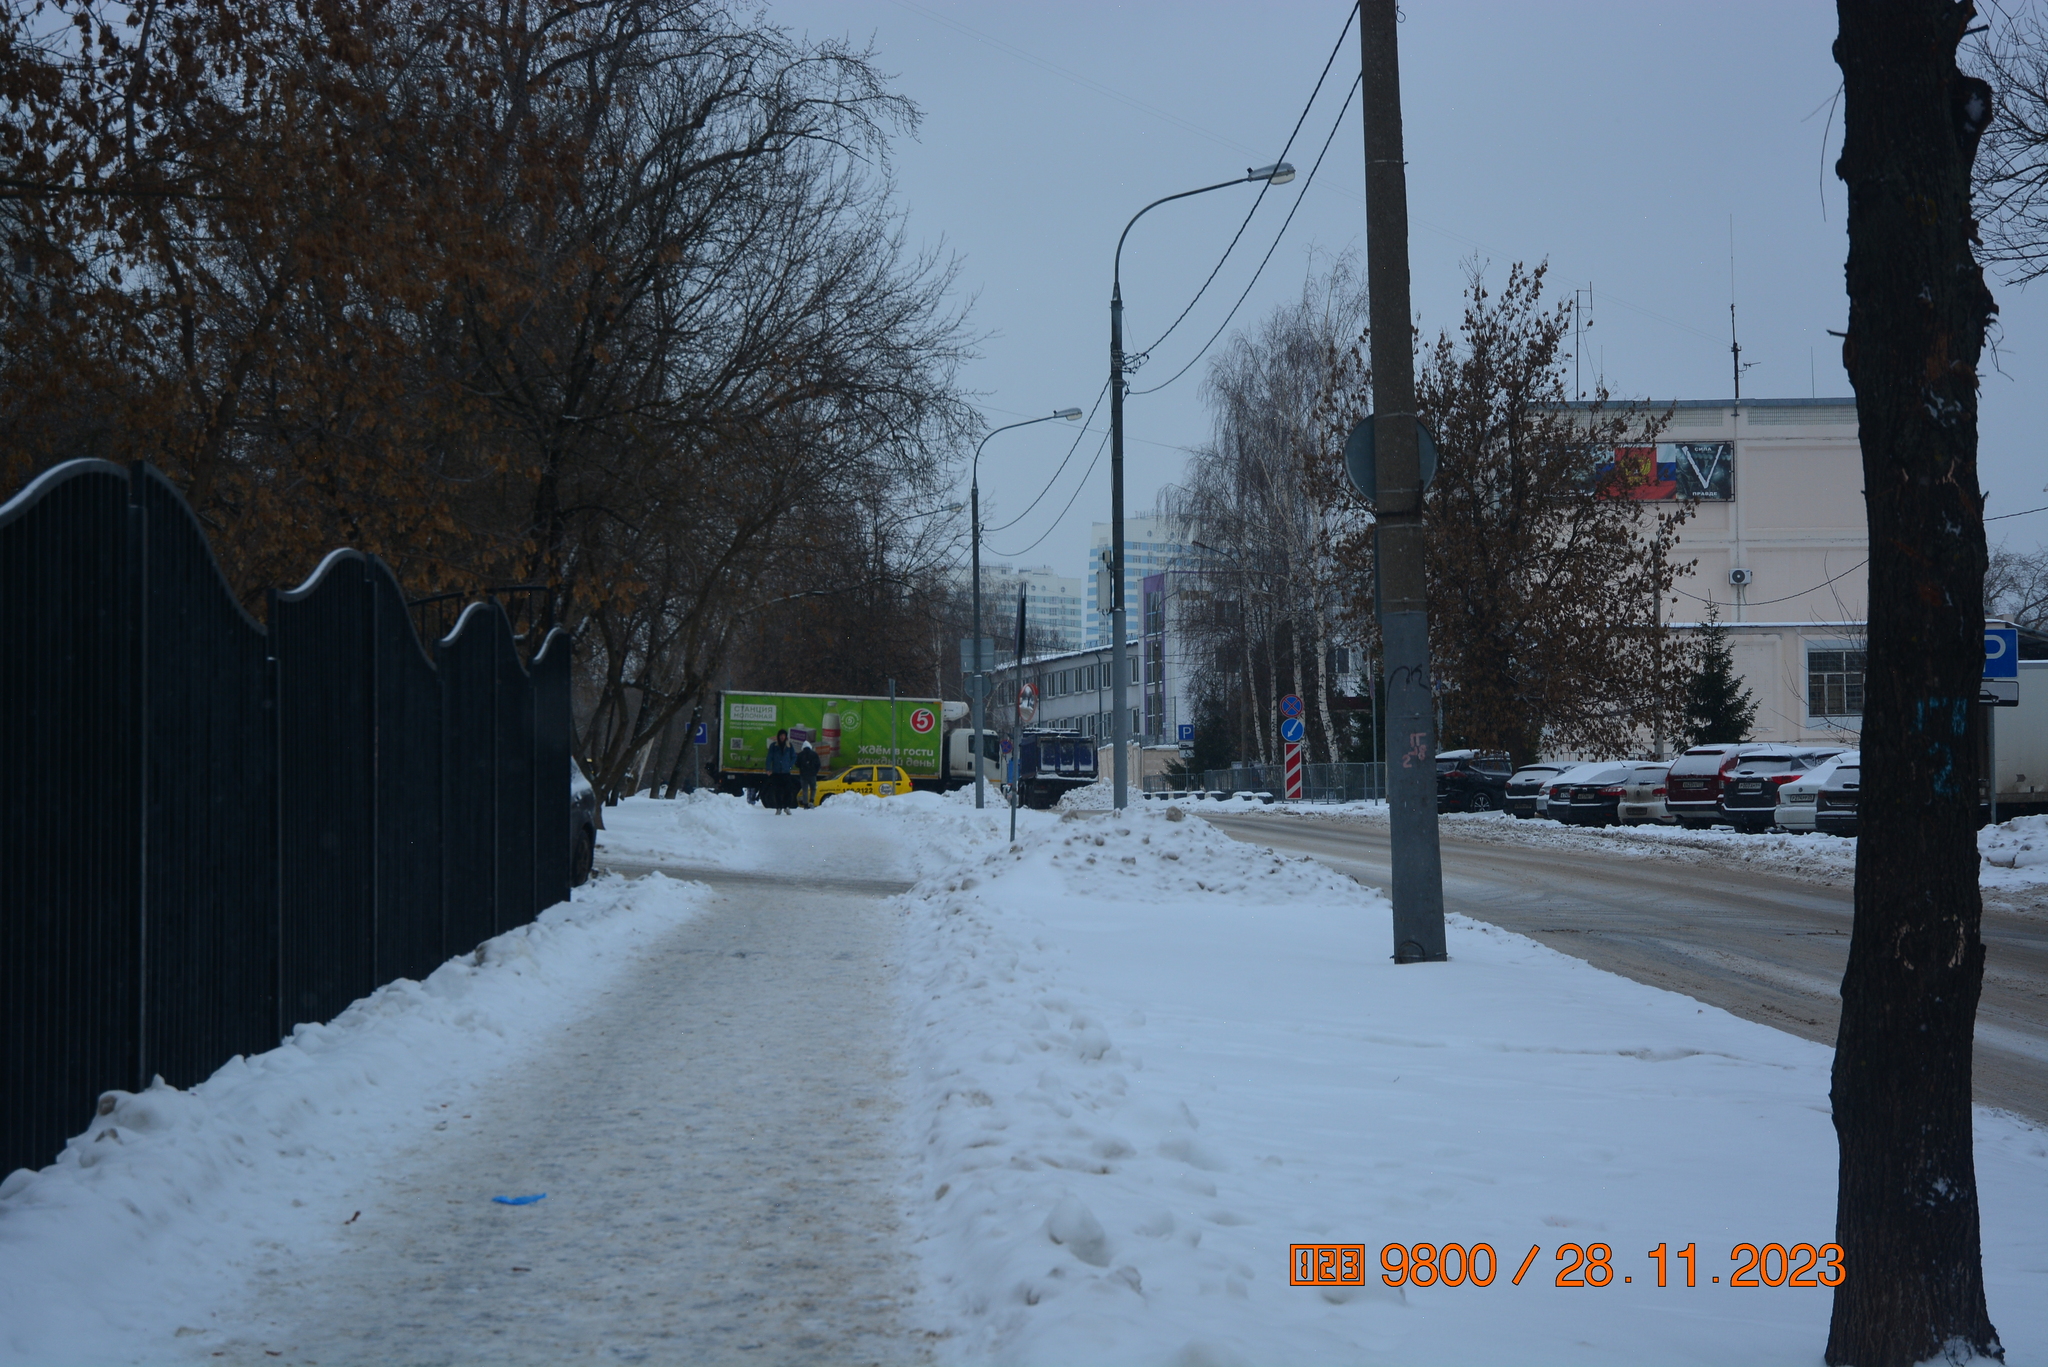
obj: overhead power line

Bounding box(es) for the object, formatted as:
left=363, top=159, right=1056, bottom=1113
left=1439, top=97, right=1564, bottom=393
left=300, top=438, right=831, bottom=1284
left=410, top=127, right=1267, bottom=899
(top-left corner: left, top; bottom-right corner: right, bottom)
left=895, top=0, right=1738, bottom=361
left=1671, top=559, right=1868, bottom=608
left=1133, top=2, right=1359, bottom=360
left=988, top=426, right=1114, bottom=559
left=1988, top=501, right=2048, bottom=521
left=982, top=379, right=1109, bottom=535
left=1132, top=71, right=1362, bottom=397
left=980, top=4, right=1360, bottom=553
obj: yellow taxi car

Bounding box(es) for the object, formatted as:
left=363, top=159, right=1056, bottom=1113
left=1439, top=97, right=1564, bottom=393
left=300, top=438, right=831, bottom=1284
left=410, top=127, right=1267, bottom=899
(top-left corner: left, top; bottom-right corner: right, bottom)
left=812, top=764, right=915, bottom=804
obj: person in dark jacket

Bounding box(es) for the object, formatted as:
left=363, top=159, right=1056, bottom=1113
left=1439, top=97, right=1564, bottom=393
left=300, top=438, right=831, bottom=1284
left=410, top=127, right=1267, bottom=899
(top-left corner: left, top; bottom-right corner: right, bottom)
left=795, top=740, right=822, bottom=808
left=765, top=730, right=796, bottom=815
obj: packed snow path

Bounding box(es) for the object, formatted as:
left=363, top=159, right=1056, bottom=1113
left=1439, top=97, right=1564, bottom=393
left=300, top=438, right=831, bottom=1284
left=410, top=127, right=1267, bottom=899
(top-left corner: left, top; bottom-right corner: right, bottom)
left=212, top=866, right=927, bottom=1366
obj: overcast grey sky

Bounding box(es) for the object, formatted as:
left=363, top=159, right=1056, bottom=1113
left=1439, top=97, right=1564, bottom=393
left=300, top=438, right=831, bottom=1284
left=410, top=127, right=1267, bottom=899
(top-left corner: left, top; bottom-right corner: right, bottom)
left=771, top=0, right=2048, bottom=574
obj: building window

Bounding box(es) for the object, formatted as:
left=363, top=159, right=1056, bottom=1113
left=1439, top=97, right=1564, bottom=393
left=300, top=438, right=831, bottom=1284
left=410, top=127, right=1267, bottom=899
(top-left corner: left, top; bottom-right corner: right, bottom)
left=1807, top=647, right=1866, bottom=717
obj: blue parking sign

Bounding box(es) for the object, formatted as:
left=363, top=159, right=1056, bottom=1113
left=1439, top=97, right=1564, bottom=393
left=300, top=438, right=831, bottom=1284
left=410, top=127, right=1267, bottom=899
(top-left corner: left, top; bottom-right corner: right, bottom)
left=1177, top=723, right=1194, bottom=743
left=1985, top=626, right=2019, bottom=680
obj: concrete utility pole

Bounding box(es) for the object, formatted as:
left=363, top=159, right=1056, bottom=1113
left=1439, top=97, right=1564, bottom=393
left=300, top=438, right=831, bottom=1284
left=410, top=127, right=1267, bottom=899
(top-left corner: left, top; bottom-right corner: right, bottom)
left=1109, top=289, right=1130, bottom=809
left=1360, top=0, right=1446, bottom=963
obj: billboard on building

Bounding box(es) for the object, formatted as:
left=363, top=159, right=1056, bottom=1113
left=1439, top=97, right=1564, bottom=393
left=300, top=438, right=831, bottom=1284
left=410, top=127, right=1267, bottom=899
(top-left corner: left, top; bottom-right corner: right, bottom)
left=1588, top=442, right=1733, bottom=501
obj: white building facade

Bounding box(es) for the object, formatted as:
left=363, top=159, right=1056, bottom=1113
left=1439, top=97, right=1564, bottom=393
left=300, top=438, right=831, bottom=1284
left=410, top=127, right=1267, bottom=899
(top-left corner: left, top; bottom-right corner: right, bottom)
left=963, top=562, right=1087, bottom=653
left=1616, top=398, right=1869, bottom=746
left=1024, top=567, right=1197, bottom=748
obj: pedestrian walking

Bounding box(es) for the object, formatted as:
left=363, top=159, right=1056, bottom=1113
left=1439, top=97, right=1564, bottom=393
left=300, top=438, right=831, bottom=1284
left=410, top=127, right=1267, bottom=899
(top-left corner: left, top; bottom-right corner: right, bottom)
left=796, top=740, right=822, bottom=808
left=765, top=729, right=797, bottom=815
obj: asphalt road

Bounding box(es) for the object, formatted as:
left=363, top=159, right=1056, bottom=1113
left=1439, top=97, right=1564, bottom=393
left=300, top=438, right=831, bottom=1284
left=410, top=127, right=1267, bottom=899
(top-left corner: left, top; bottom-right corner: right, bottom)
left=1202, top=812, right=2048, bottom=1126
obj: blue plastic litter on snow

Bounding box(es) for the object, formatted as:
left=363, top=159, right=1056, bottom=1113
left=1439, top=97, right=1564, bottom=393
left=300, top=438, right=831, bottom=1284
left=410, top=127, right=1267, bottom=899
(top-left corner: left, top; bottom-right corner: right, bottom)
left=493, top=1193, right=547, bottom=1205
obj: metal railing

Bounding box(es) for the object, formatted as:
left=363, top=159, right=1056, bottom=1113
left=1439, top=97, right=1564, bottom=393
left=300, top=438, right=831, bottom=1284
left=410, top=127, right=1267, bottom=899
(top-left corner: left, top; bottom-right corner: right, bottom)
left=0, top=461, right=572, bottom=1177
left=1138, top=762, right=1387, bottom=802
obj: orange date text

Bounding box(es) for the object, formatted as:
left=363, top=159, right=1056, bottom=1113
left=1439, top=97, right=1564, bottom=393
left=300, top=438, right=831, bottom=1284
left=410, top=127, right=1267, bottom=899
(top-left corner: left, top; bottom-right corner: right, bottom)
left=1296, top=1242, right=1846, bottom=1289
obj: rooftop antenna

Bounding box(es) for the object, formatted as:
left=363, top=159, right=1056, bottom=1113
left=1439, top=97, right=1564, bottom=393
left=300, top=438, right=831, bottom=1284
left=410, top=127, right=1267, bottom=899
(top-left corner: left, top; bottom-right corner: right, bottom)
left=1573, top=283, right=1594, bottom=402
left=1730, top=216, right=1757, bottom=405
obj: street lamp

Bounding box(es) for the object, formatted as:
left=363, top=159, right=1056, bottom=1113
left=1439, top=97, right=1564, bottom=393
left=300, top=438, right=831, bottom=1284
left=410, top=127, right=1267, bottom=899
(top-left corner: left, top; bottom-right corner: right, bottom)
left=1108, top=162, right=1295, bottom=809
left=971, top=408, right=1083, bottom=809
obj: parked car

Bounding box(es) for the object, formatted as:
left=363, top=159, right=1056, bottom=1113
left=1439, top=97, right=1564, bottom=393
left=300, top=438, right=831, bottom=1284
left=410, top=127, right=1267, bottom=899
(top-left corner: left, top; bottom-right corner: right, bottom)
left=1718, top=746, right=1847, bottom=832
left=815, top=763, right=915, bottom=803
left=1541, top=762, right=1608, bottom=821
left=1815, top=759, right=1862, bottom=837
left=1436, top=750, right=1514, bottom=812
left=1663, top=744, right=1762, bottom=828
left=570, top=765, right=597, bottom=886
left=1505, top=763, right=1570, bottom=819
left=1775, top=751, right=1858, bottom=834
left=1616, top=761, right=1675, bottom=825
left=1550, top=762, right=1639, bottom=826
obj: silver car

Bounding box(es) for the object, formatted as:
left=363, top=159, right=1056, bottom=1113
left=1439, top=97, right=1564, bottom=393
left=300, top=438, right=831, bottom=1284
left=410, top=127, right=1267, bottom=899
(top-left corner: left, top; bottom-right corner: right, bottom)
left=1617, top=761, right=1675, bottom=825
left=1774, top=750, right=1857, bottom=833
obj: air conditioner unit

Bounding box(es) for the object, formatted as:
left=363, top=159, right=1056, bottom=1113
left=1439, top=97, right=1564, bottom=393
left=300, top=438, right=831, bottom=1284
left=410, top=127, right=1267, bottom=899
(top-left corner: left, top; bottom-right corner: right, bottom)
left=1729, top=567, right=1754, bottom=586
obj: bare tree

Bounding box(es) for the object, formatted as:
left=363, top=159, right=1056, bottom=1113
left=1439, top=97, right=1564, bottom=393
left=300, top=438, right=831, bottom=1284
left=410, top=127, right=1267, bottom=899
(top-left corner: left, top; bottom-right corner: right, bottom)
left=1167, top=258, right=1695, bottom=773
left=1162, top=259, right=1369, bottom=769
left=1375, top=261, right=1695, bottom=762
left=1970, top=0, right=2048, bottom=281
left=1987, top=540, right=2048, bottom=628
left=0, top=1, right=975, bottom=806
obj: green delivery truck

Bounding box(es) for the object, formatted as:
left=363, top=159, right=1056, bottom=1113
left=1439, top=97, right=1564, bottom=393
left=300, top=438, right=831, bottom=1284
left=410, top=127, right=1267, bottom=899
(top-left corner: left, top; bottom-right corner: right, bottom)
left=711, top=690, right=999, bottom=796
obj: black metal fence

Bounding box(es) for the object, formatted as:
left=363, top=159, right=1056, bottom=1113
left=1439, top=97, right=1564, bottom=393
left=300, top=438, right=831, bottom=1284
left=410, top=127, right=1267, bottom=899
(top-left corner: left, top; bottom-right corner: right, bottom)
left=1, top=461, right=571, bottom=1178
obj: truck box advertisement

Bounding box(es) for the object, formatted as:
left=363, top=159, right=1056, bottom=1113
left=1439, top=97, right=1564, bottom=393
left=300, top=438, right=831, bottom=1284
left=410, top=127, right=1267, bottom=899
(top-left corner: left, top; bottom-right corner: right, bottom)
left=720, top=691, right=943, bottom=778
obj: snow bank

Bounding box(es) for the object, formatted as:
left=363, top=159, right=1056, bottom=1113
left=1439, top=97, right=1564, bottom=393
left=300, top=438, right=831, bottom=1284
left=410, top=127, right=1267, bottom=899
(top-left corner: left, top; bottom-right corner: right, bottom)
left=1269, top=802, right=2048, bottom=895
left=1981, top=813, right=2048, bottom=893
left=0, top=874, right=711, bottom=1364
left=593, top=786, right=763, bottom=868
left=891, top=801, right=2048, bottom=1365
left=598, top=789, right=918, bottom=881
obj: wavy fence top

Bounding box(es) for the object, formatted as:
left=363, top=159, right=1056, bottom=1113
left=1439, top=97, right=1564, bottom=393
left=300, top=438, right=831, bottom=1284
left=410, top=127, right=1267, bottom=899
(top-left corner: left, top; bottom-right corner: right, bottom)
left=0, top=458, right=574, bottom=1179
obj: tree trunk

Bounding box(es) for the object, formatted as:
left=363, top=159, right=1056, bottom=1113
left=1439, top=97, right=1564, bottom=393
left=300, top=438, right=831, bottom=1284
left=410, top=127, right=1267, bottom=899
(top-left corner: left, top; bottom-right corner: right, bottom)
left=1828, top=3, right=2000, bottom=1363
left=1313, top=603, right=1337, bottom=765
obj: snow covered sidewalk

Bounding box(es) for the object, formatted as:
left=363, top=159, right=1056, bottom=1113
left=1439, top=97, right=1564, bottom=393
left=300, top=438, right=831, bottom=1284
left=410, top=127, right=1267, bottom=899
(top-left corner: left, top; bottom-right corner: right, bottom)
left=5, top=787, right=2045, bottom=1365
left=880, top=797, right=2048, bottom=1366
left=0, top=798, right=931, bottom=1365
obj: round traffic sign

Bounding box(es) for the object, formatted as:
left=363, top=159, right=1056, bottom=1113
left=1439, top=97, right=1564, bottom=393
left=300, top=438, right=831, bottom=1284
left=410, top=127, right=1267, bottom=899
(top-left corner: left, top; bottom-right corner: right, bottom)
left=1280, top=694, right=1304, bottom=719
left=1280, top=716, right=1305, bottom=743
left=1017, top=683, right=1038, bottom=722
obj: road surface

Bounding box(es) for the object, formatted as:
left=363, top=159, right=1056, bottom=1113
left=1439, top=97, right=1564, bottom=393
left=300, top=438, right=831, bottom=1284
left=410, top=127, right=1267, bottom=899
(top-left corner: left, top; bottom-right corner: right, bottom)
left=1203, top=812, right=2048, bottom=1125
left=213, top=861, right=926, bottom=1366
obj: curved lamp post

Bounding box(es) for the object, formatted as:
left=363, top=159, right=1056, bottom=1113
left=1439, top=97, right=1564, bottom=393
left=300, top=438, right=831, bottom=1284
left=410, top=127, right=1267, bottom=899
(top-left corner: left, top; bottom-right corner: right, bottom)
left=1108, top=162, right=1294, bottom=809
left=971, top=408, right=1083, bottom=809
